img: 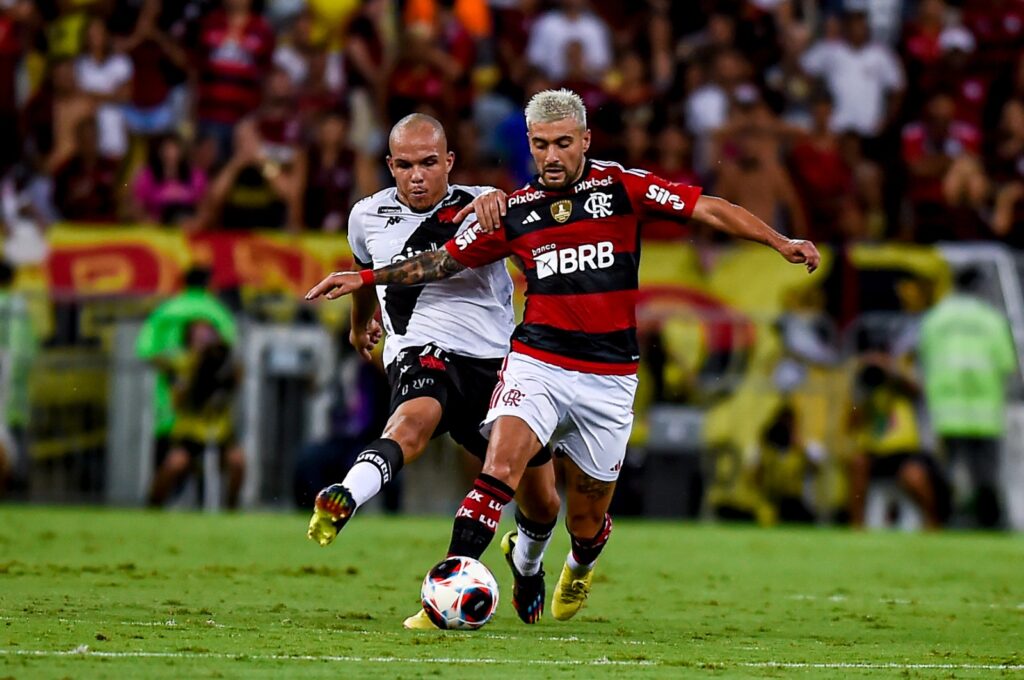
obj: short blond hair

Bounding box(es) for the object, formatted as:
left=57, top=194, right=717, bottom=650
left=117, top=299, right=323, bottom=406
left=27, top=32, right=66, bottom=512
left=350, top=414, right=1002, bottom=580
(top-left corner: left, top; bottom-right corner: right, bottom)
left=524, top=89, right=587, bottom=129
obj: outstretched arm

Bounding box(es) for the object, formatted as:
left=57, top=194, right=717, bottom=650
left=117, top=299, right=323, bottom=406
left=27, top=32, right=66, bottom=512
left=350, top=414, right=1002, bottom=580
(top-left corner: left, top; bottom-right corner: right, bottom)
left=690, top=195, right=820, bottom=272
left=305, top=249, right=467, bottom=301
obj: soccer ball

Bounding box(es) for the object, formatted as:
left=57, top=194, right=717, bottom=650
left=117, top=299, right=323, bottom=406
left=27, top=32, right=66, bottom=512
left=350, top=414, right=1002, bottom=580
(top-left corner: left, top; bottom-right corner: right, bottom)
left=420, top=556, right=499, bottom=630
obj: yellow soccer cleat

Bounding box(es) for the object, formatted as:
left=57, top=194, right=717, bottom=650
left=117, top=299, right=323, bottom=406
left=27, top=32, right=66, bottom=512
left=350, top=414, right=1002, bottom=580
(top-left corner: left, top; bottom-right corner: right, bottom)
left=551, top=562, right=593, bottom=621
left=403, top=609, right=440, bottom=630
left=306, top=484, right=356, bottom=547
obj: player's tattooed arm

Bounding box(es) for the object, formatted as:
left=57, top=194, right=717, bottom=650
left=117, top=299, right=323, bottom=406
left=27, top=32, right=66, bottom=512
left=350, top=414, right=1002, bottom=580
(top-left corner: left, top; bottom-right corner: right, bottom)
left=372, top=249, right=466, bottom=285
left=305, top=250, right=466, bottom=301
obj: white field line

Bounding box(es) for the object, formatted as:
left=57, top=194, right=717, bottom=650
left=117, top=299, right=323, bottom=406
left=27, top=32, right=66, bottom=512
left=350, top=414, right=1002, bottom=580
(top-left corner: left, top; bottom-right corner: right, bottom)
left=1, top=648, right=1023, bottom=671
left=0, top=647, right=652, bottom=667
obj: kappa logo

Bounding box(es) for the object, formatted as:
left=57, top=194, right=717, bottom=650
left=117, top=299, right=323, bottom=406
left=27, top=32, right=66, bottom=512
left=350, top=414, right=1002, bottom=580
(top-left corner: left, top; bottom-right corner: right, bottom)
left=534, top=241, right=614, bottom=279
left=645, top=184, right=688, bottom=211
left=523, top=210, right=541, bottom=225
left=385, top=215, right=403, bottom=227
left=583, top=191, right=614, bottom=219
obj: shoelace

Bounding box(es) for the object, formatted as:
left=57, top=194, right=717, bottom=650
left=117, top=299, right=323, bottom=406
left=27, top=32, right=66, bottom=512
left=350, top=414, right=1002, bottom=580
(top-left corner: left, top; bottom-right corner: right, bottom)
left=560, top=579, right=589, bottom=602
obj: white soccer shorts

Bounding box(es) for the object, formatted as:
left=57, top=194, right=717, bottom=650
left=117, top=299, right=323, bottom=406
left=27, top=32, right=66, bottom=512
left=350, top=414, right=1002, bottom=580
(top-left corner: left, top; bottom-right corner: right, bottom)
left=482, top=352, right=638, bottom=482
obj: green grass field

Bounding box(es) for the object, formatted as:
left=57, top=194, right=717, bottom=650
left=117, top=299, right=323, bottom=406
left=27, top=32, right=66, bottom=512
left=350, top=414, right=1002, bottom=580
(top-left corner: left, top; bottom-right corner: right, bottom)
left=0, top=507, right=1022, bottom=679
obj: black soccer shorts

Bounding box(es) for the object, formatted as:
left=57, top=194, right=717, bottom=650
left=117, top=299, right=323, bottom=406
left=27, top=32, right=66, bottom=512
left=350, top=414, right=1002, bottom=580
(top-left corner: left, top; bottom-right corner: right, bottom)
left=387, top=344, right=550, bottom=467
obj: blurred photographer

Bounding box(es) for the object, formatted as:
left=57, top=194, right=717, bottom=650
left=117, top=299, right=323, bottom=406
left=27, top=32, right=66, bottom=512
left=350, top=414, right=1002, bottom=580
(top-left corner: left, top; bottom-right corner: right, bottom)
left=148, top=320, right=244, bottom=509
left=847, top=354, right=945, bottom=529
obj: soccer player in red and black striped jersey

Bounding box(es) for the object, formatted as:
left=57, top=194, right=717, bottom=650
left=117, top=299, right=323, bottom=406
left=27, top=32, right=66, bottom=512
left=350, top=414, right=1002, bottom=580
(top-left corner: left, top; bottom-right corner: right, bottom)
left=306, top=89, right=820, bottom=626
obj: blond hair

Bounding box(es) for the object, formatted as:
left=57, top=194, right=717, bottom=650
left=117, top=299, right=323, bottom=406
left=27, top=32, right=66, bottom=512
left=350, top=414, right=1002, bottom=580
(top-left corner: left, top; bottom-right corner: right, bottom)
left=524, top=89, right=587, bottom=129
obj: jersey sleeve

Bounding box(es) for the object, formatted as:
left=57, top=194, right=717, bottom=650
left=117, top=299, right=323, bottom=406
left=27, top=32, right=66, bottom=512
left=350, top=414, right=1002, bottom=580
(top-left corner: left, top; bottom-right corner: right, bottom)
left=346, top=202, right=372, bottom=267
left=621, top=169, right=703, bottom=222
left=443, top=221, right=513, bottom=269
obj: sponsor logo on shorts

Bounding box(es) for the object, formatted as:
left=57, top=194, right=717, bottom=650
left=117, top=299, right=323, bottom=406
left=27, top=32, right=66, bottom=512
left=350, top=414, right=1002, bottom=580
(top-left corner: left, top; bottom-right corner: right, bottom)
left=412, top=377, right=434, bottom=390
left=610, top=460, right=622, bottom=473
left=502, top=388, right=525, bottom=407
left=419, top=355, right=447, bottom=371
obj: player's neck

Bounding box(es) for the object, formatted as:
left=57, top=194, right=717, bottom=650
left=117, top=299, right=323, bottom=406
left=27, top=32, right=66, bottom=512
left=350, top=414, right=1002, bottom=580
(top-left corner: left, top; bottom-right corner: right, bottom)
left=396, top=184, right=451, bottom=213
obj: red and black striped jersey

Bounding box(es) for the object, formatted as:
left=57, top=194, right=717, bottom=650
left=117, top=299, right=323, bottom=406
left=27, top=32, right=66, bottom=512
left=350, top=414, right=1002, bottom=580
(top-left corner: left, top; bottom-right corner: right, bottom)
left=443, top=159, right=703, bottom=375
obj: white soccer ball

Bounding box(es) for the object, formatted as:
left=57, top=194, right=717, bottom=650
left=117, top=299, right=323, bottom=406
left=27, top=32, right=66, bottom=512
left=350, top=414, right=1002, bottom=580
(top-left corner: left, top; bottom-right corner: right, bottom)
left=420, top=556, right=499, bottom=630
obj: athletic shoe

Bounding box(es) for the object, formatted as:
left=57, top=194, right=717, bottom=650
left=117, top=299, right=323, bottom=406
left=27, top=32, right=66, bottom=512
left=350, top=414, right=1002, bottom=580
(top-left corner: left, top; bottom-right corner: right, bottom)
left=500, top=531, right=545, bottom=624
left=403, top=609, right=440, bottom=630
left=307, top=484, right=356, bottom=546
left=551, top=562, right=593, bottom=621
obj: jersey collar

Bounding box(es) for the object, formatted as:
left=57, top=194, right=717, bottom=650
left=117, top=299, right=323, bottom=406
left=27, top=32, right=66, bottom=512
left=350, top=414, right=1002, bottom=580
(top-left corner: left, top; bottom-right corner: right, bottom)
left=528, top=158, right=593, bottom=193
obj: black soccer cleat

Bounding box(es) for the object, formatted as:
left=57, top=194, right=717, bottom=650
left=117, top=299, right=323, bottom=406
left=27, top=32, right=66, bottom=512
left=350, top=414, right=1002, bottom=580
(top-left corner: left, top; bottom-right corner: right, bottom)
left=500, top=531, right=545, bottom=624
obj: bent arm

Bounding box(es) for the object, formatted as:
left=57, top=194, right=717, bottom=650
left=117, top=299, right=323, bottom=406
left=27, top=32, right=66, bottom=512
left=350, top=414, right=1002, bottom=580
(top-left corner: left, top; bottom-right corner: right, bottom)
left=370, top=249, right=466, bottom=285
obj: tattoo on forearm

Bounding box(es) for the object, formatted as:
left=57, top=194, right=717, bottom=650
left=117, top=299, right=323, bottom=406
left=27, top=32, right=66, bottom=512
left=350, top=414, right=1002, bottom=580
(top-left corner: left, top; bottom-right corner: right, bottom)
left=574, top=475, right=615, bottom=502
left=373, top=249, right=466, bottom=285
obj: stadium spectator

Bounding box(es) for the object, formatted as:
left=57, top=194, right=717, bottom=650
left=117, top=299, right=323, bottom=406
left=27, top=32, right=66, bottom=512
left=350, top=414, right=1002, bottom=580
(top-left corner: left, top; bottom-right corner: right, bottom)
left=300, top=111, right=357, bottom=232
left=901, top=0, right=947, bottom=97
left=74, top=15, right=132, bottom=160
left=756, top=403, right=823, bottom=523
left=801, top=5, right=905, bottom=143
left=763, top=21, right=817, bottom=129
left=789, top=92, right=855, bottom=242
left=25, top=58, right=95, bottom=173
left=919, top=267, right=1016, bottom=527
left=1, top=162, right=54, bottom=266
left=194, top=0, right=275, bottom=162
left=526, top=0, right=611, bottom=82
left=136, top=266, right=237, bottom=502
left=52, top=117, right=120, bottom=223
left=714, top=87, right=808, bottom=238
left=847, top=355, right=945, bottom=530
left=130, top=134, right=207, bottom=225
left=273, top=9, right=343, bottom=121
left=961, top=0, right=1024, bottom=74
left=196, top=116, right=299, bottom=231
left=148, top=319, right=244, bottom=509
left=901, top=90, right=987, bottom=241
left=118, top=0, right=189, bottom=139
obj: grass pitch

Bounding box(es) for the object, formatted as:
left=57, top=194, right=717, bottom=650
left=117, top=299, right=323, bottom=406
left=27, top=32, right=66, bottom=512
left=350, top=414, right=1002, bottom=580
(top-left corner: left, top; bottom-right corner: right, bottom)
left=0, top=507, right=1022, bottom=678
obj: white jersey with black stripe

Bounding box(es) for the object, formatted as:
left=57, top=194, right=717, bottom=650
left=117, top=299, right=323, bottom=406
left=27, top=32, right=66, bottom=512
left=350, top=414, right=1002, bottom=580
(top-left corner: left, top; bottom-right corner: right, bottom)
left=347, top=185, right=515, bottom=366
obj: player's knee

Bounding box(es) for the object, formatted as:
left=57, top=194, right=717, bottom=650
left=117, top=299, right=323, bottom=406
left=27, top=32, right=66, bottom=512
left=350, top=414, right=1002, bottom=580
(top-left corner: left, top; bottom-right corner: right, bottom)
left=566, top=510, right=605, bottom=539
left=383, top=416, right=432, bottom=459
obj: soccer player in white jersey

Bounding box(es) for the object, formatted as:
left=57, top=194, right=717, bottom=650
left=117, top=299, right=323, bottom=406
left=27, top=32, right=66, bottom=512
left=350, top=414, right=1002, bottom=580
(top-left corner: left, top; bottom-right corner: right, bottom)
left=307, top=93, right=819, bottom=625
left=306, top=114, right=560, bottom=628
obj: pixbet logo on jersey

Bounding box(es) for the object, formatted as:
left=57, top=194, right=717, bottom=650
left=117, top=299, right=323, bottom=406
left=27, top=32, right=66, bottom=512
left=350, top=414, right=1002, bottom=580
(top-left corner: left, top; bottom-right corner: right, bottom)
left=645, top=184, right=688, bottom=211
left=534, top=241, right=614, bottom=279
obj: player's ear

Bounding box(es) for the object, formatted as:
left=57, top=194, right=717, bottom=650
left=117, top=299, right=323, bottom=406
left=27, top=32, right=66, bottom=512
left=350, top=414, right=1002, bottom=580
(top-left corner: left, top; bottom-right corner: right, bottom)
left=385, top=155, right=396, bottom=178
left=582, top=129, right=591, bottom=153
left=446, top=151, right=455, bottom=173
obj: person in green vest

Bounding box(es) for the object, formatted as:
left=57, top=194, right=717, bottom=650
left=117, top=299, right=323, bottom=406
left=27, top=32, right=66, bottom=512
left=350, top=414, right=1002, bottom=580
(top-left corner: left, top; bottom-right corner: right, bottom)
left=919, top=266, right=1016, bottom=527
left=0, top=260, right=37, bottom=495
left=135, top=267, right=237, bottom=504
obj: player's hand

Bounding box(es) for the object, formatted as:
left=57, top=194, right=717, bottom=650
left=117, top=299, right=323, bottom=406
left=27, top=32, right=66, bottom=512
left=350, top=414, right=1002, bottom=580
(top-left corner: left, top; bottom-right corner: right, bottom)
left=305, top=271, right=363, bottom=301
left=453, top=190, right=507, bottom=233
left=350, top=318, right=383, bottom=362
left=307, top=508, right=339, bottom=547
left=778, top=239, right=820, bottom=273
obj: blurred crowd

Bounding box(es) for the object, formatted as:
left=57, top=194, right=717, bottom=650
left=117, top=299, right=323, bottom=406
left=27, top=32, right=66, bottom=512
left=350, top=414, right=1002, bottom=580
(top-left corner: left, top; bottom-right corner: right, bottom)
left=4, top=0, right=1024, bottom=246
